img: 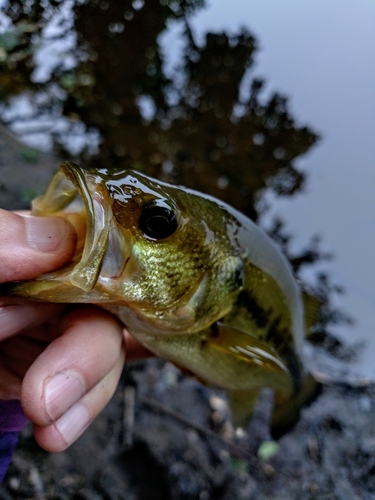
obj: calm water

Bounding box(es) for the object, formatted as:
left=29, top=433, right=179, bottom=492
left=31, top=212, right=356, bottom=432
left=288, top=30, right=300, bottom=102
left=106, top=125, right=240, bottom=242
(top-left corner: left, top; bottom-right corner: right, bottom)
left=188, top=0, right=375, bottom=379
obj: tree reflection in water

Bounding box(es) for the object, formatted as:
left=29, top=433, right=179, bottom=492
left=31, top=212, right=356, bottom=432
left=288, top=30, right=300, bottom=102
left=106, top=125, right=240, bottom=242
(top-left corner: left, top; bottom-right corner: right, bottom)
left=0, top=0, right=351, bottom=342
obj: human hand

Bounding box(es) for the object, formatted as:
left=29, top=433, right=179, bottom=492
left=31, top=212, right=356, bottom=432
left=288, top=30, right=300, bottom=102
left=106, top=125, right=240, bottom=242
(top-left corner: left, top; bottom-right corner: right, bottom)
left=0, top=209, right=150, bottom=452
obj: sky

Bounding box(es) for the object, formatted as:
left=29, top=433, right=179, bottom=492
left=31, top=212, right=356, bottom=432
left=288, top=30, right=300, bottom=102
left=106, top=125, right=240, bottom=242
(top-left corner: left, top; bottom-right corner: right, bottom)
left=185, top=0, right=375, bottom=378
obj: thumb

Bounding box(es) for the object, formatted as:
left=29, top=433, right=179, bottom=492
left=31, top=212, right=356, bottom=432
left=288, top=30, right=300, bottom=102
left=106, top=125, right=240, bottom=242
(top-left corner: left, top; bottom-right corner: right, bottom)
left=0, top=209, right=76, bottom=283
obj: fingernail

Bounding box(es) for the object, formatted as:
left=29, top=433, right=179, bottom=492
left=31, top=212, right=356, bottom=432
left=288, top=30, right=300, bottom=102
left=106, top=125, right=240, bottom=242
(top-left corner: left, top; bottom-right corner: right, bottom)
left=44, top=372, right=86, bottom=421
left=54, top=402, right=91, bottom=446
left=25, top=216, right=70, bottom=252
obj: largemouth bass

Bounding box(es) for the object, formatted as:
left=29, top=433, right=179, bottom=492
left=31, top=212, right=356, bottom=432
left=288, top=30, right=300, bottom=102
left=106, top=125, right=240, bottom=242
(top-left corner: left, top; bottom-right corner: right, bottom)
left=4, top=162, right=315, bottom=435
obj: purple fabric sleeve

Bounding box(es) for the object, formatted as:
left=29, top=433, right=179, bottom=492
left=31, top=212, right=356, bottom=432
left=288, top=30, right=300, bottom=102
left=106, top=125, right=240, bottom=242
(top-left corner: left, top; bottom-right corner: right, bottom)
left=0, top=400, right=29, bottom=482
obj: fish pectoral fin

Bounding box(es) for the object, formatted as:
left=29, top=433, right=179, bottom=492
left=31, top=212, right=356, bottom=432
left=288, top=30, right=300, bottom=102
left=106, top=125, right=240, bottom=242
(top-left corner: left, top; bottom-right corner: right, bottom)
left=207, top=322, right=296, bottom=430
left=208, top=322, right=289, bottom=375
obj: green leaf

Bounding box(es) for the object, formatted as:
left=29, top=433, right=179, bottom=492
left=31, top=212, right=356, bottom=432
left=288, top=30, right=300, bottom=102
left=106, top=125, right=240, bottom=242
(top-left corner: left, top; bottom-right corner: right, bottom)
left=257, top=440, right=280, bottom=460
left=20, top=147, right=39, bottom=163
left=230, top=458, right=249, bottom=474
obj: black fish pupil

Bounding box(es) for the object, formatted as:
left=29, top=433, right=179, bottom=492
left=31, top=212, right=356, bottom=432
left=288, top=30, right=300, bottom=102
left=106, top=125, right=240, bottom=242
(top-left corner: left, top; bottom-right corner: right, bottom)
left=140, top=205, right=177, bottom=239
left=147, top=214, right=169, bottom=234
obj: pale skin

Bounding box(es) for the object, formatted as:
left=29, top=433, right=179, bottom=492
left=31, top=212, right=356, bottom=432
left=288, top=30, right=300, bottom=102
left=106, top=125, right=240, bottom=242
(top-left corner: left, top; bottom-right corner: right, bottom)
left=0, top=209, right=151, bottom=453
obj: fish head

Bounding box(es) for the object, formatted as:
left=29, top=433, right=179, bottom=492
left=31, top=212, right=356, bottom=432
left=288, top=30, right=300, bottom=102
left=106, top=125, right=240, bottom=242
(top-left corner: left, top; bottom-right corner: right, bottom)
left=24, top=162, right=244, bottom=335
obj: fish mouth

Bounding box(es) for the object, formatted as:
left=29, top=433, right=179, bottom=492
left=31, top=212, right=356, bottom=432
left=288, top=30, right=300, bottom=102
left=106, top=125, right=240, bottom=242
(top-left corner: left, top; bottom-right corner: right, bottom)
left=32, top=162, right=127, bottom=293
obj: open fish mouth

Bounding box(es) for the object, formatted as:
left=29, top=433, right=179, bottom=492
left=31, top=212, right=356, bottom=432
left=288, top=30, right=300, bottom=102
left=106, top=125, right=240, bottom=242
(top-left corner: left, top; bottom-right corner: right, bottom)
left=32, top=162, right=127, bottom=293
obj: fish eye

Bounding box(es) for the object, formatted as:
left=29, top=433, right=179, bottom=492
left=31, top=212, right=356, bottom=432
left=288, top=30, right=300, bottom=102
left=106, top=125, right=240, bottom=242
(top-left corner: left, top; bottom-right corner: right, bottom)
left=139, top=202, right=178, bottom=240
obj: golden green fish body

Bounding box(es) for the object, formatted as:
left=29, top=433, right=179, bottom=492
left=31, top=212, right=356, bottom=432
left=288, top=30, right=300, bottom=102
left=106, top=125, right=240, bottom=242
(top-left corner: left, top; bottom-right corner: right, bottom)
left=6, top=162, right=309, bottom=431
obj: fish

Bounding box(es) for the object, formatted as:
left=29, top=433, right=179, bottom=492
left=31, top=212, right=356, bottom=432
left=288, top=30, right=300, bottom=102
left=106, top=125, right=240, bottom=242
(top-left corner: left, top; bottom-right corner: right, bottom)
left=3, top=162, right=317, bottom=436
